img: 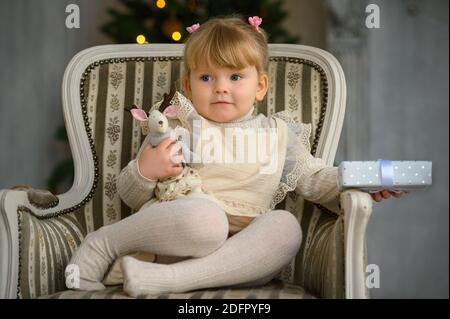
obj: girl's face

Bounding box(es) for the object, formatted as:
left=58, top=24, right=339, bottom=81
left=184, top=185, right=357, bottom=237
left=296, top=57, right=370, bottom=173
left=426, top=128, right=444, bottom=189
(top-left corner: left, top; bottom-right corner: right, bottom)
left=184, top=64, right=268, bottom=123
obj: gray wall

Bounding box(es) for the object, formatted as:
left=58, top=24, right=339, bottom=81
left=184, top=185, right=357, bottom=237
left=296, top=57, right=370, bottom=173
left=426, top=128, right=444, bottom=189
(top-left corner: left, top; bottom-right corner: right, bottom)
left=282, top=0, right=449, bottom=298
left=364, top=0, right=449, bottom=298
left=0, top=0, right=115, bottom=192
left=328, top=0, right=448, bottom=298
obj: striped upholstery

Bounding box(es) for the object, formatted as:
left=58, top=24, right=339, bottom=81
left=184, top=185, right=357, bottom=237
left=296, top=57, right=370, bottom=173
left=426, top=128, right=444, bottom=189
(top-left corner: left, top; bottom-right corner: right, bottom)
left=17, top=54, right=344, bottom=299
left=17, top=207, right=86, bottom=299
left=40, top=280, right=315, bottom=299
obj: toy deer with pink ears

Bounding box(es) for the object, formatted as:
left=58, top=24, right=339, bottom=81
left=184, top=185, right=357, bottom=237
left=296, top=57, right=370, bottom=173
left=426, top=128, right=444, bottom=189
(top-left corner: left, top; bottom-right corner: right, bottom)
left=124, top=91, right=203, bottom=202
left=125, top=90, right=193, bottom=165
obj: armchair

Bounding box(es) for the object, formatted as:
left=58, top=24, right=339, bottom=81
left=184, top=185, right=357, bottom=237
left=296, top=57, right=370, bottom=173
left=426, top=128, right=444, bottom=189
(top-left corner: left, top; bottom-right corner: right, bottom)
left=0, top=44, right=373, bottom=299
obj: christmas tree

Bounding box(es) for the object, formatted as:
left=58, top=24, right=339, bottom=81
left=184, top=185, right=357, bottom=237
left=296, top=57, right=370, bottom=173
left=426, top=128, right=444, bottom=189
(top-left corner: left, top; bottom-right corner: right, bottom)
left=101, top=0, right=299, bottom=44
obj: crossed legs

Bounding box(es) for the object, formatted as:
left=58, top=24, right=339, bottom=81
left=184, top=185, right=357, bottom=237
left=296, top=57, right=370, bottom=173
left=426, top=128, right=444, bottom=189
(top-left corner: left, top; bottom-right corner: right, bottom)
left=121, top=209, right=302, bottom=297
left=66, top=197, right=302, bottom=296
left=66, top=197, right=229, bottom=290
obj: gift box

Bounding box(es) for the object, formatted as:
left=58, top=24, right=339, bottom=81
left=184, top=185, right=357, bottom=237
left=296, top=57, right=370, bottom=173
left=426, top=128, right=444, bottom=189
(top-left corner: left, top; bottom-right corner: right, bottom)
left=337, top=160, right=432, bottom=192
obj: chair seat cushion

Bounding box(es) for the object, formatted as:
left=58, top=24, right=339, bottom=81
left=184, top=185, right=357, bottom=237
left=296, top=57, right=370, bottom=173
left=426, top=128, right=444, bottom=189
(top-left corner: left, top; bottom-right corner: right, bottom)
left=39, top=279, right=316, bottom=299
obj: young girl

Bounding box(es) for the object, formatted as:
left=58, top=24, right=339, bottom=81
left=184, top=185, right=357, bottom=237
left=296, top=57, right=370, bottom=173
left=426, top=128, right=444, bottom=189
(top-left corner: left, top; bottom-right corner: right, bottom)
left=67, top=16, right=403, bottom=297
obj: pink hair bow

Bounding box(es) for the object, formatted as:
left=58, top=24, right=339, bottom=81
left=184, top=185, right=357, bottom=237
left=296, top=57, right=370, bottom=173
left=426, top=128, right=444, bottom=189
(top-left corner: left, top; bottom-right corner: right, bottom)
left=186, top=23, right=200, bottom=33
left=248, top=16, right=262, bottom=32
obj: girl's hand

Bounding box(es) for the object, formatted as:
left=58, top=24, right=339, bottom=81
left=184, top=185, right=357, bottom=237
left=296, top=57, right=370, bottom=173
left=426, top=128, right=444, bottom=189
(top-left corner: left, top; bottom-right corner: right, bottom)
left=370, top=190, right=408, bottom=202
left=138, top=138, right=184, bottom=180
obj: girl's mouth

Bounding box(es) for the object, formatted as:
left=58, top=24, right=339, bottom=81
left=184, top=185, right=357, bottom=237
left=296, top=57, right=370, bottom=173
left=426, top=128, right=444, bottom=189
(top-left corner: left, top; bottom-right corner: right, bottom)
left=212, top=101, right=233, bottom=105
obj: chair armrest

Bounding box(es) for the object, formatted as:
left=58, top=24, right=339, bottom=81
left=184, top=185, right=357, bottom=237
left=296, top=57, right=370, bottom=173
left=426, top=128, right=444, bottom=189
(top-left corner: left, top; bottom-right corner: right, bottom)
left=0, top=189, right=24, bottom=298
left=340, top=189, right=373, bottom=299
left=289, top=189, right=372, bottom=299
left=10, top=185, right=59, bottom=209
left=0, top=187, right=86, bottom=299
left=285, top=189, right=344, bottom=298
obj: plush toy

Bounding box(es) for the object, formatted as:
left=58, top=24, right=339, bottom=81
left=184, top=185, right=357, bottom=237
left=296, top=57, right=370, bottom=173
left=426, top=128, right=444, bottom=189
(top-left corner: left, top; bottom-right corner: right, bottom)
left=128, top=105, right=192, bottom=161
left=125, top=97, right=203, bottom=202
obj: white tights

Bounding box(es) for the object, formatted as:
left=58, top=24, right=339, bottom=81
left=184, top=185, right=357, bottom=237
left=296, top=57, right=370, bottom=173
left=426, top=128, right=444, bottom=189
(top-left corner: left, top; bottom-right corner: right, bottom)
left=66, top=197, right=302, bottom=297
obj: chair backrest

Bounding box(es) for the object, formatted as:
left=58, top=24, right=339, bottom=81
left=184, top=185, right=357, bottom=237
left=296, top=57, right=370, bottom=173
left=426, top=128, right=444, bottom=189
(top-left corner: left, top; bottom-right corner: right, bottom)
left=58, top=43, right=346, bottom=296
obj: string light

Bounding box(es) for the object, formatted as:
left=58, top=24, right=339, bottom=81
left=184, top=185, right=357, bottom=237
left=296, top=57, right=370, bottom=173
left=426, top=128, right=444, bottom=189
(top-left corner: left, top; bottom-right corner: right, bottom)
left=136, top=34, right=147, bottom=44
left=156, top=0, right=166, bottom=9
left=172, top=31, right=181, bottom=41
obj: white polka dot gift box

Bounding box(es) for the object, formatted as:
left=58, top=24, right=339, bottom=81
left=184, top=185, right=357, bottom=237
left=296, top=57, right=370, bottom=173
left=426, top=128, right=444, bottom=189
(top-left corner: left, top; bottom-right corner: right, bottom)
left=337, top=160, right=432, bottom=192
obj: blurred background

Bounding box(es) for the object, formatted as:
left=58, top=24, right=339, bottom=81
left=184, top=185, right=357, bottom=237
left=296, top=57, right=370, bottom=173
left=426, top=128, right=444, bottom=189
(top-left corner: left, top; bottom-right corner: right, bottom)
left=0, top=0, right=448, bottom=298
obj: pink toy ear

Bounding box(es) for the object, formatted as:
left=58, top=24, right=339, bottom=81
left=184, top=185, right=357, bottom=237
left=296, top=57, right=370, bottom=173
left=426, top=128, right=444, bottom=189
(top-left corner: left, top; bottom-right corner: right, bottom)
left=163, top=104, right=178, bottom=118
left=130, top=108, right=148, bottom=121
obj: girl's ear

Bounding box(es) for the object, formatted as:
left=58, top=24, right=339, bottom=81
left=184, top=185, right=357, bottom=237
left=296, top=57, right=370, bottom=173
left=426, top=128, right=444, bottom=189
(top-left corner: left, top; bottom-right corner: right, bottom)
left=182, top=77, right=192, bottom=99
left=255, top=73, right=269, bottom=102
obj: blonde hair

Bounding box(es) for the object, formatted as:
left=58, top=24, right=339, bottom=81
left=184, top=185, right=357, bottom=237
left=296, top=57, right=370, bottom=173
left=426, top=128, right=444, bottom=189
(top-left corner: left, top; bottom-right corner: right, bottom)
left=182, top=15, right=269, bottom=83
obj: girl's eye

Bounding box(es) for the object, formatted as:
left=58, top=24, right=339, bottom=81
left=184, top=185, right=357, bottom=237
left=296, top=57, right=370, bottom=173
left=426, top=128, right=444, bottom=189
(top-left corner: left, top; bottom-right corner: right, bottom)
left=200, top=75, right=212, bottom=82
left=231, top=74, right=242, bottom=81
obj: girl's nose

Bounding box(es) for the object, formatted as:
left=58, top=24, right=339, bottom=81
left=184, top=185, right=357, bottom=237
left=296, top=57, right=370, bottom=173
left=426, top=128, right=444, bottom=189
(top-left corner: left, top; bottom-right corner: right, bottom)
left=214, top=79, right=229, bottom=94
